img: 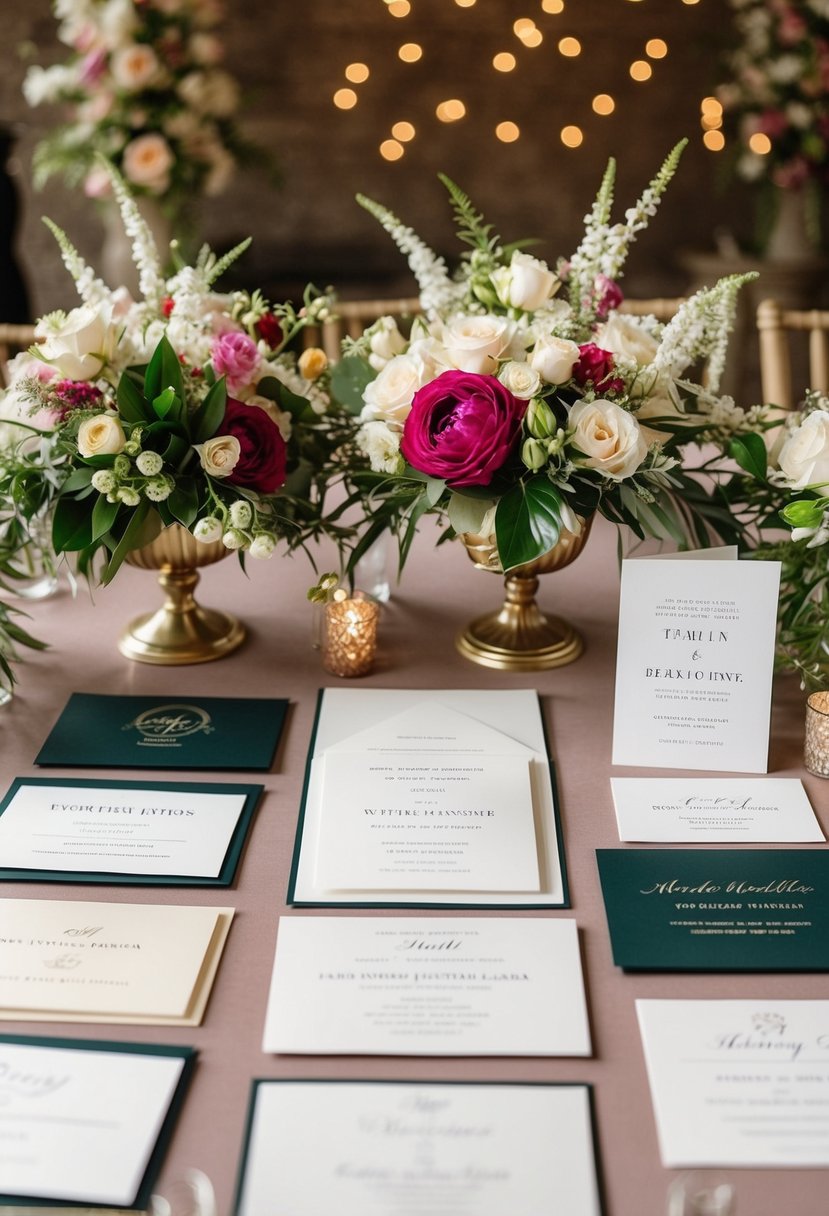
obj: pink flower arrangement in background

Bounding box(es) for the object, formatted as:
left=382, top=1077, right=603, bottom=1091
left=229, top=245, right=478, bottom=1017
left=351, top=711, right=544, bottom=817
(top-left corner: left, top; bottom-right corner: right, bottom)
left=23, top=0, right=250, bottom=212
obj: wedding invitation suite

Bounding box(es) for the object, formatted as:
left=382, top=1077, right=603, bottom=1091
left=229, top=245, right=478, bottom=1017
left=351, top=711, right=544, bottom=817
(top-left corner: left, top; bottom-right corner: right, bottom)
left=234, top=1080, right=603, bottom=1215
left=597, top=848, right=829, bottom=970
left=637, top=999, right=829, bottom=1166
left=0, top=778, right=262, bottom=885
left=0, top=1035, right=194, bottom=1207
left=261, top=916, right=591, bottom=1056
left=36, top=693, right=289, bottom=771
left=612, top=552, right=781, bottom=771
left=610, top=777, right=823, bottom=842
left=288, top=689, right=568, bottom=907
left=0, top=899, right=233, bottom=1025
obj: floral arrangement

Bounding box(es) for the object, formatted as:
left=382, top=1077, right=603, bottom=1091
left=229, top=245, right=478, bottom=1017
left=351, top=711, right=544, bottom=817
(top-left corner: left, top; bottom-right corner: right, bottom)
left=717, top=0, right=829, bottom=192
left=0, top=170, right=349, bottom=689
left=333, top=142, right=762, bottom=575
left=23, top=0, right=249, bottom=211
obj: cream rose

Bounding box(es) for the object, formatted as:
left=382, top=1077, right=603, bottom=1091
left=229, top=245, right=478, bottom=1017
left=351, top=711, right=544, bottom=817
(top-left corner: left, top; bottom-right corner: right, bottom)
left=122, top=133, right=175, bottom=192
left=499, top=360, right=541, bottom=400
left=778, top=410, right=829, bottom=488
left=362, top=354, right=424, bottom=426
left=530, top=335, right=580, bottom=385
left=111, top=44, right=160, bottom=91
left=441, top=315, right=514, bottom=375
left=194, top=434, right=241, bottom=478
left=492, top=250, right=558, bottom=312
left=77, top=415, right=127, bottom=458
left=368, top=317, right=407, bottom=371
left=358, top=420, right=404, bottom=474
left=596, top=312, right=658, bottom=367
left=38, top=304, right=119, bottom=381
left=568, top=398, right=647, bottom=480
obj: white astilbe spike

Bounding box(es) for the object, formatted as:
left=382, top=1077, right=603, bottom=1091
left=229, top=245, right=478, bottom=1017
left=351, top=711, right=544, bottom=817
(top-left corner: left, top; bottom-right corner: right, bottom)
left=566, top=157, right=616, bottom=316
left=357, top=194, right=460, bottom=317
left=651, top=272, right=757, bottom=392
left=104, top=162, right=165, bottom=310
left=41, top=216, right=111, bottom=308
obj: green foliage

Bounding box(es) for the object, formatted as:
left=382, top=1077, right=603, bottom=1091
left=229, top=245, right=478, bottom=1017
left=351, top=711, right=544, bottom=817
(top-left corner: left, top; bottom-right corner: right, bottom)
left=495, top=479, right=565, bottom=572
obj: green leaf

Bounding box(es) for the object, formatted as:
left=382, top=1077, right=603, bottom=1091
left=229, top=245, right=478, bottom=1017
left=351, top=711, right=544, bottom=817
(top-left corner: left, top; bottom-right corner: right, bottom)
left=91, top=495, right=120, bottom=542
left=144, top=335, right=184, bottom=406
left=100, top=502, right=160, bottom=586
left=152, top=386, right=178, bottom=421
left=60, top=467, right=96, bottom=493
left=495, top=478, right=564, bottom=571
left=447, top=492, right=496, bottom=536
left=191, top=378, right=227, bottom=443
left=330, top=356, right=376, bottom=414
left=255, top=376, right=315, bottom=421
left=782, top=499, right=828, bottom=529
left=424, top=477, right=446, bottom=508
left=52, top=495, right=94, bottom=553
left=165, top=483, right=200, bottom=529
left=729, top=432, right=768, bottom=481
left=117, top=371, right=151, bottom=424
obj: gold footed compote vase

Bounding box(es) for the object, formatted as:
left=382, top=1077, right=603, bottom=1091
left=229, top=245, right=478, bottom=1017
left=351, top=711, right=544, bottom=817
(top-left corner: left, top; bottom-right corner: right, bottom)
left=456, top=517, right=592, bottom=671
left=118, top=524, right=245, bottom=665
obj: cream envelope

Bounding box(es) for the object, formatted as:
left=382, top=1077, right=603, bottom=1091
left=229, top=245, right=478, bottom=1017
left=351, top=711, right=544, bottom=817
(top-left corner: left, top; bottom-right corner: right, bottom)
left=0, top=899, right=233, bottom=1026
left=324, top=700, right=537, bottom=758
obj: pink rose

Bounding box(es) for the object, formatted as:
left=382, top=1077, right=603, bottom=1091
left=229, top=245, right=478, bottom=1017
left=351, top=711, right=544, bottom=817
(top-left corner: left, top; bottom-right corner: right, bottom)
left=211, top=331, right=261, bottom=394
left=400, top=370, right=526, bottom=488
left=216, top=397, right=287, bottom=494
left=574, top=344, right=624, bottom=395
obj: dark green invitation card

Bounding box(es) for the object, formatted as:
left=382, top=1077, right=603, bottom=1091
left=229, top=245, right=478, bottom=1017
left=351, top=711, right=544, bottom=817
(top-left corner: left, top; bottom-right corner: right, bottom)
left=36, top=693, right=289, bottom=771
left=597, top=848, right=829, bottom=971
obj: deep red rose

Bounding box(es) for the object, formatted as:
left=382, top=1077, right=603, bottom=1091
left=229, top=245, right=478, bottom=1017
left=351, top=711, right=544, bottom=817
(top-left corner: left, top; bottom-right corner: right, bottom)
left=218, top=397, right=287, bottom=494
left=256, top=312, right=284, bottom=349
left=574, top=343, right=624, bottom=395
left=400, top=370, right=525, bottom=488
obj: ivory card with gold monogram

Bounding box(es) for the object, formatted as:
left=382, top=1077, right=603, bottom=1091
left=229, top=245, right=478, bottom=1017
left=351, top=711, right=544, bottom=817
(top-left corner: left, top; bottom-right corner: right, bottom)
left=0, top=899, right=232, bottom=1025
left=611, top=553, right=781, bottom=772
left=35, top=693, right=289, bottom=770
left=0, top=778, right=262, bottom=885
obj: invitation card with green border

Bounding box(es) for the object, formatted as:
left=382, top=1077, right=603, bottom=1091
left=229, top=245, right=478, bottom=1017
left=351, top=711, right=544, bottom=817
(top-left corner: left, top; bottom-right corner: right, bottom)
left=36, top=693, right=289, bottom=771
left=597, top=847, right=829, bottom=971
left=0, top=777, right=263, bottom=887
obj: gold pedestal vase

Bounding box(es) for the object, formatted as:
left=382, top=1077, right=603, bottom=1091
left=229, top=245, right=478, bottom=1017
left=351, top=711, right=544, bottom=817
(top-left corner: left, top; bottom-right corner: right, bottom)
left=456, top=518, right=592, bottom=671
left=118, top=524, right=245, bottom=665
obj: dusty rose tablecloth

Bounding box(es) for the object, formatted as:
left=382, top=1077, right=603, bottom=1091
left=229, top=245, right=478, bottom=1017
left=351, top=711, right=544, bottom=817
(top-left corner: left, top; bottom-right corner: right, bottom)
left=1, top=515, right=823, bottom=1216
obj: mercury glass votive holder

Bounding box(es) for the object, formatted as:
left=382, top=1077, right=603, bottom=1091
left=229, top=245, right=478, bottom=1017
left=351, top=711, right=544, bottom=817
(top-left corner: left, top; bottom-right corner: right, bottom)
left=667, top=1173, right=736, bottom=1216
left=322, top=592, right=380, bottom=678
left=804, top=690, right=829, bottom=777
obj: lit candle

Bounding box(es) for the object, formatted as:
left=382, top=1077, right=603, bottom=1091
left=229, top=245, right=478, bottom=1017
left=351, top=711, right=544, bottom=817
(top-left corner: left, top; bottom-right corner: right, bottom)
left=322, top=590, right=380, bottom=678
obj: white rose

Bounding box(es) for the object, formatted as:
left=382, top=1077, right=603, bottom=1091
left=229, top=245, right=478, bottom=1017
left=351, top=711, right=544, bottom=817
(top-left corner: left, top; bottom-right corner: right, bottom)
left=568, top=398, right=647, bottom=481
left=194, top=434, right=241, bottom=478
left=530, top=335, right=580, bottom=385
left=362, top=354, right=423, bottom=426
left=77, top=415, right=126, bottom=458
left=492, top=250, right=558, bottom=312
left=778, top=410, right=829, bottom=488
left=441, top=314, right=514, bottom=375
left=99, top=0, right=140, bottom=45
left=368, top=317, right=407, bottom=371
left=111, top=43, right=160, bottom=91
left=178, top=70, right=239, bottom=117
left=122, top=133, right=175, bottom=192
left=596, top=312, right=659, bottom=367
left=499, top=360, right=541, bottom=399
left=358, top=420, right=404, bottom=474
left=38, top=304, right=119, bottom=381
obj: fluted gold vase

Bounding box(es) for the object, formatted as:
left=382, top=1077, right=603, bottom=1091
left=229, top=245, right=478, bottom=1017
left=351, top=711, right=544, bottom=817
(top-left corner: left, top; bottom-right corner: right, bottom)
left=456, top=518, right=592, bottom=671
left=118, top=524, right=245, bottom=665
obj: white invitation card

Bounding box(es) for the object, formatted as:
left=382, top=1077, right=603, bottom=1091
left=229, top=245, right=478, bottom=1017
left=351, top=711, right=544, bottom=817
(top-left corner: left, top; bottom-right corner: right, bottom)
left=0, top=782, right=249, bottom=878
left=0, top=1037, right=191, bottom=1205
left=235, top=1080, right=602, bottom=1215
left=289, top=689, right=568, bottom=908
left=637, top=998, right=829, bottom=1166
left=262, top=916, right=590, bottom=1056
left=610, top=777, right=823, bottom=842
left=612, top=553, right=781, bottom=772
left=0, top=899, right=233, bottom=1025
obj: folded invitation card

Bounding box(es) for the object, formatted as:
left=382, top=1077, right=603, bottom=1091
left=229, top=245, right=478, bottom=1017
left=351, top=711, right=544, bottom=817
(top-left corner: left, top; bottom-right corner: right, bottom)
left=288, top=689, right=568, bottom=908
left=0, top=1035, right=194, bottom=1208
left=234, top=1080, right=603, bottom=1215
left=610, top=777, right=823, bottom=842
left=262, top=916, right=591, bottom=1056
left=597, top=848, right=829, bottom=970
left=0, top=778, right=262, bottom=886
left=637, top=999, right=829, bottom=1166
left=0, top=899, right=233, bottom=1025
left=612, top=552, right=781, bottom=772
left=36, top=693, right=289, bottom=771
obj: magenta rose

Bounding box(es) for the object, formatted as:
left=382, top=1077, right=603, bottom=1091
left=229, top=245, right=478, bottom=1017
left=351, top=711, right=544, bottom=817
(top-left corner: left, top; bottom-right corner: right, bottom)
left=574, top=343, right=624, bottom=394
left=592, top=274, right=624, bottom=321
left=211, top=331, right=261, bottom=394
left=400, top=370, right=526, bottom=488
left=216, top=397, right=287, bottom=494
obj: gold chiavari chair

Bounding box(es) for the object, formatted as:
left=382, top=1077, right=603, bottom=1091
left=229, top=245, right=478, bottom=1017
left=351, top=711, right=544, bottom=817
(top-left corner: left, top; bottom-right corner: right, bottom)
left=756, top=297, right=829, bottom=409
